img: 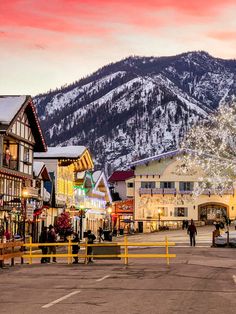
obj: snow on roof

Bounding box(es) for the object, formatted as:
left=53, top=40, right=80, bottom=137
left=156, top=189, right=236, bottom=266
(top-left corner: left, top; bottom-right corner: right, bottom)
left=130, top=149, right=185, bottom=166
left=76, top=171, right=86, bottom=180
left=33, top=161, right=45, bottom=177
left=34, top=146, right=86, bottom=159
left=93, top=170, right=102, bottom=183
left=0, top=96, right=27, bottom=124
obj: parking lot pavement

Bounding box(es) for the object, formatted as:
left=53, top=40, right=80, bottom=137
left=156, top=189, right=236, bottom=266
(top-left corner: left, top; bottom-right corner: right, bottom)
left=1, top=245, right=236, bottom=314
left=116, top=225, right=236, bottom=246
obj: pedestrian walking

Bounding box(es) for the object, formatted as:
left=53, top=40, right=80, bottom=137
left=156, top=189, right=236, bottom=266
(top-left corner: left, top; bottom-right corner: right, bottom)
left=87, top=230, right=96, bottom=263
left=48, top=225, right=57, bottom=263
left=187, top=219, right=197, bottom=247
left=98, top=227, right=104, bottom=242
left=39, top=227, right=48, bottom=263
left=72, top=232, right=80, bottom=264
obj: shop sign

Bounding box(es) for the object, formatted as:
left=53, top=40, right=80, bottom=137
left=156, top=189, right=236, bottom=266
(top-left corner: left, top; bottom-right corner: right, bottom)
left=115, top=199, right=134, bottom=213
left=26, top=204, right=34, bottom=220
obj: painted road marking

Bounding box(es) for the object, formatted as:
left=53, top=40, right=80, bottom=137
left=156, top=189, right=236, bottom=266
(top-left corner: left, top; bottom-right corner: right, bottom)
left=96, top=275, right=110, bottom=282
left=42, top=290, right=81, bottom=309
left=233, top=275, right=236, bottom=284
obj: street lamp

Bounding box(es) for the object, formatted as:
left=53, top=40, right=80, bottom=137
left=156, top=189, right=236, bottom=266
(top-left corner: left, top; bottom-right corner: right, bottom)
left=158, top=209, right=162, bottom=230
left=22, top=190, right=28, bottom=243
left=107, top=207, right=112, bottom=231
left=79, top=205, right=85, bottom=240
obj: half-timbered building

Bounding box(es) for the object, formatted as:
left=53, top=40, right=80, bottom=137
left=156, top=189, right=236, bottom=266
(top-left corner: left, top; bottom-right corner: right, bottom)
left=0, top=96, right=46, bottom=238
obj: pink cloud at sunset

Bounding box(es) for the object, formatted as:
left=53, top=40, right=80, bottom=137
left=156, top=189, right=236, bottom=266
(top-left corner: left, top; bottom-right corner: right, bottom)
left=0, top=0, right=236, bottom=95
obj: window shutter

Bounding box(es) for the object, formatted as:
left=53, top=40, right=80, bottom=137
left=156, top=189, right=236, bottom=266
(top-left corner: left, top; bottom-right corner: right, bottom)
left=184, top=208, right=188, bottom=217
left=174, top=208, right=178, bottom=217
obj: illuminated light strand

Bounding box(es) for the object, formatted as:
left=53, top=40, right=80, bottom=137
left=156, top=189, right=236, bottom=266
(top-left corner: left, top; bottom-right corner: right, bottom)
left=178, top=100, right=236, bottom=195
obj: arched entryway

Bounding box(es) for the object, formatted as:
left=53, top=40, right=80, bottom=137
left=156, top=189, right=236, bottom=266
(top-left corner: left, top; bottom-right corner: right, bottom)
left=198, top=202, right=228, bottom=223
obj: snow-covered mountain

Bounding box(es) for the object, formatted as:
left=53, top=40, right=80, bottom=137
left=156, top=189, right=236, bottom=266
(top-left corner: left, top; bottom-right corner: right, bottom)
left=34, top=51, right=236, bottom=173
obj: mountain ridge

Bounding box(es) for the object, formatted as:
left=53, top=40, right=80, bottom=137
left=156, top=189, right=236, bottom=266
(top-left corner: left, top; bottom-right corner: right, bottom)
left=34, top=51, right=236, bottom=173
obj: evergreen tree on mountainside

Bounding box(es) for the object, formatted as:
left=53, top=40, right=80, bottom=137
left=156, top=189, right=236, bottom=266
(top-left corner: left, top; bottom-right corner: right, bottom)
left=34, top=51, right=236, bottom=173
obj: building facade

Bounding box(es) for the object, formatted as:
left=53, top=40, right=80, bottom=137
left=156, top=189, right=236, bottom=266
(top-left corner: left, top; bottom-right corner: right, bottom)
left=34, top=146, right=94, bottom=234
left=74, top=170, right=112, bottom=236
left=108, top=170, right=134, bottom=200
left=0, top=96, right=47, bottom=238
left=131, top=150, right=236, bottom=233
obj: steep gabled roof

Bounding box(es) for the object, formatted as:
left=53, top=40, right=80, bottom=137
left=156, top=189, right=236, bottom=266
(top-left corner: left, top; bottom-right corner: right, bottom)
left=92, top=171, right=112, bottom=203
left=34, top=146, right=86, bottom=159
left=108, top=170, right=134, bottom=183
left=33, top=161, right=51, bottom=181
left=130, top=149, right=186, bottom=167
left=0, top=95, right=47, bottom=152
left=0, top=96, right=26, bottom=123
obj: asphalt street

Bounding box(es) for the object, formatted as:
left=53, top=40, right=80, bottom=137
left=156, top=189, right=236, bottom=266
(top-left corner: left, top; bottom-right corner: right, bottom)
left=1, top=226, right=236, bottom=314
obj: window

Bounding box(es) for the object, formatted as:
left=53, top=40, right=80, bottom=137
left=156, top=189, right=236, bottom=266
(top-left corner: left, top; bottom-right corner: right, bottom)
left=127, top=182, right=134, bottom=188
left=160, top=182, right=175, bottom=189
left=179, top=182, right=194, bottom=191
left=174, top=207, right=188, bottom=217
left=23, top=147, right=30, bottom=163
left=3, top=141, right=19, bottom=170
left=141, top=181, right=155, bottom=188
left=0, top=174, right=22, bottom=209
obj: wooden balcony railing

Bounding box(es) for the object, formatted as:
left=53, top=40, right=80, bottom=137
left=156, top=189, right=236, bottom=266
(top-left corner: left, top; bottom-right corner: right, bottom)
left=139, top=188, right=176, bottom=195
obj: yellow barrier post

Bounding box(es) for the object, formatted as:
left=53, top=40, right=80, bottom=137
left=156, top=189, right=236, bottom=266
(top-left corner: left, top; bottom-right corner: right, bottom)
left=29, top=237, right=33, bottom=265
left=165, top=236, right=169, bottom=266
left=85, top=238, right=88, bottom=265
left=124, top=235, right=128, bottom=266
left=68, top=236, right=72, bottom=265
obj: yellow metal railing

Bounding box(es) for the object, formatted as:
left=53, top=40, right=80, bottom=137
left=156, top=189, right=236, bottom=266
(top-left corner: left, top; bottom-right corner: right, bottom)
left=22, top=236, right=176, bottom=266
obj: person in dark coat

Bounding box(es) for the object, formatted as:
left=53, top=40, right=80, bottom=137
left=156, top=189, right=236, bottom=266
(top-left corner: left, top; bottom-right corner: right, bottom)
left=72, top=232, right=80, bottom=264
left=39, top=227, right=48, bottom=263
left=98, top=227, right=104, bottom=242
left=187, top=219, right=197, bottom=246
left=87, top=230, right=96, bottom=263
left=48, top=225, right=57, bottom=262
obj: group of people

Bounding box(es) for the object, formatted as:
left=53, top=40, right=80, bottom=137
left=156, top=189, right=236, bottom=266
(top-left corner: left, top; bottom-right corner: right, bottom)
left=39, top=225, right=58, bottom=263
left=39, top=226, right=96, bottom=264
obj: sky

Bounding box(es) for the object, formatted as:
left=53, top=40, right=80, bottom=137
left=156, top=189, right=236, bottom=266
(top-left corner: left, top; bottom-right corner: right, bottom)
left=0, top=0, right=236, bottom=96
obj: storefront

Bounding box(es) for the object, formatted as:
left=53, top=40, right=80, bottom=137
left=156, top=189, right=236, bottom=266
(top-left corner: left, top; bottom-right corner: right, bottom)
left=114, top=199, right=134, bottom=233
left=198, top=203, right=228, bottom=223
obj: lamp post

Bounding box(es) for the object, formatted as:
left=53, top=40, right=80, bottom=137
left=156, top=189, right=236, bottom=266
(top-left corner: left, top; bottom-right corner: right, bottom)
left=79, top=205, right=85, bottom=240
left=107, top=207, right=112, bottom=231
left=158, top=209, right=162, bottom=230
left=22, top=190, right=28, bottom=243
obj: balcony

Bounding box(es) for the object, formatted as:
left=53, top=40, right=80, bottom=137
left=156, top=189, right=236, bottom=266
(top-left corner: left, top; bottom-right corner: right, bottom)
left=139, top=188, right=152, bottom=195
left=179, top=190, right=193, bottom=195
left=139, top=188, right=176, bottom=195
